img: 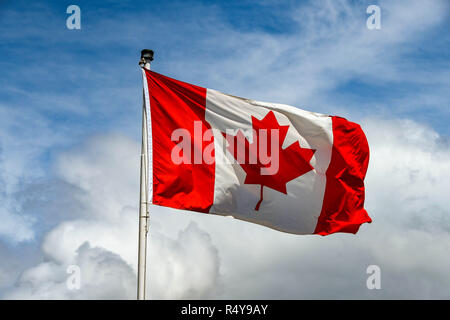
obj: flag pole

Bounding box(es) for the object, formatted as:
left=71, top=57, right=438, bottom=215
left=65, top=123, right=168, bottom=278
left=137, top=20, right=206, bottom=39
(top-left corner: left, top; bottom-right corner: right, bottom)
left=137, top=49, right=153, bottom=300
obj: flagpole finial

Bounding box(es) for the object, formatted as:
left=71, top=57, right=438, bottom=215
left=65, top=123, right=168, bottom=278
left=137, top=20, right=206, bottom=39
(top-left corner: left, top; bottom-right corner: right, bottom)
left=139, top=49, right=154, bottom=70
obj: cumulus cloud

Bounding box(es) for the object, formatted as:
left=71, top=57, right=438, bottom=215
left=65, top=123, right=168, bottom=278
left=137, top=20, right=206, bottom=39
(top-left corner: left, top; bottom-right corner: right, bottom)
left=6, top=223, right=220, bottom=300
left=364, top=118, right=450, bottom=233
left=5, top=242, right=136, bottom=300
left=2, top=120, right=449, bottom=299
left=4, top=134, right=221, bottom=299
left=148, top=223, right=221, bottom=299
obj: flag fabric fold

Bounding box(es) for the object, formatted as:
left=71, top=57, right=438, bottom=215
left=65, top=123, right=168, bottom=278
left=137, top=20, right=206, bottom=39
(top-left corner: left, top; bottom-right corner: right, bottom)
left=142, top=69, right=371, bottom=235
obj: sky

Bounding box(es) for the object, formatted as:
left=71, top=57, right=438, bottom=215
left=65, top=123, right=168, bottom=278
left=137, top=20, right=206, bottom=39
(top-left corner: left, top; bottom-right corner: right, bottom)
left=0, top=0, right=449, bottom=299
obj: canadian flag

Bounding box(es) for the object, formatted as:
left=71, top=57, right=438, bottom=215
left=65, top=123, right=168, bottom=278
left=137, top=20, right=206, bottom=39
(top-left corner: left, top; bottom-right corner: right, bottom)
left=142, top=69, right=371, bottom=235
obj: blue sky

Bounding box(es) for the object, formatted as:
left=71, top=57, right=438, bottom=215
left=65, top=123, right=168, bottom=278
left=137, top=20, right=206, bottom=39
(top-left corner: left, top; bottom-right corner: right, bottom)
left=0, top=0, right=449, bottom=299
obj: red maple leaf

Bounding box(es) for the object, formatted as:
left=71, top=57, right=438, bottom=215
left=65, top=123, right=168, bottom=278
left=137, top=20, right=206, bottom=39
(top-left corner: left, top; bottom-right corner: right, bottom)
left=222, top=111, right=316, bottom=211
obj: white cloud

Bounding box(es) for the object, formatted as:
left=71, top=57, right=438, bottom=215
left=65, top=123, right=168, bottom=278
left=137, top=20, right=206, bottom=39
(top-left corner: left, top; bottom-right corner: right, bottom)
left=148, top=222, right=221, bottom=299
left=5, top=242, right=136, bottom=300
left=6, top=115, right=449, bottom=299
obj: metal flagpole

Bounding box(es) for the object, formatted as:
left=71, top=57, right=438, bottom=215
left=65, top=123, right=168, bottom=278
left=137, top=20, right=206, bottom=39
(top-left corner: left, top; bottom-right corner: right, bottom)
left=137, top=49, right=154, bottom=300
